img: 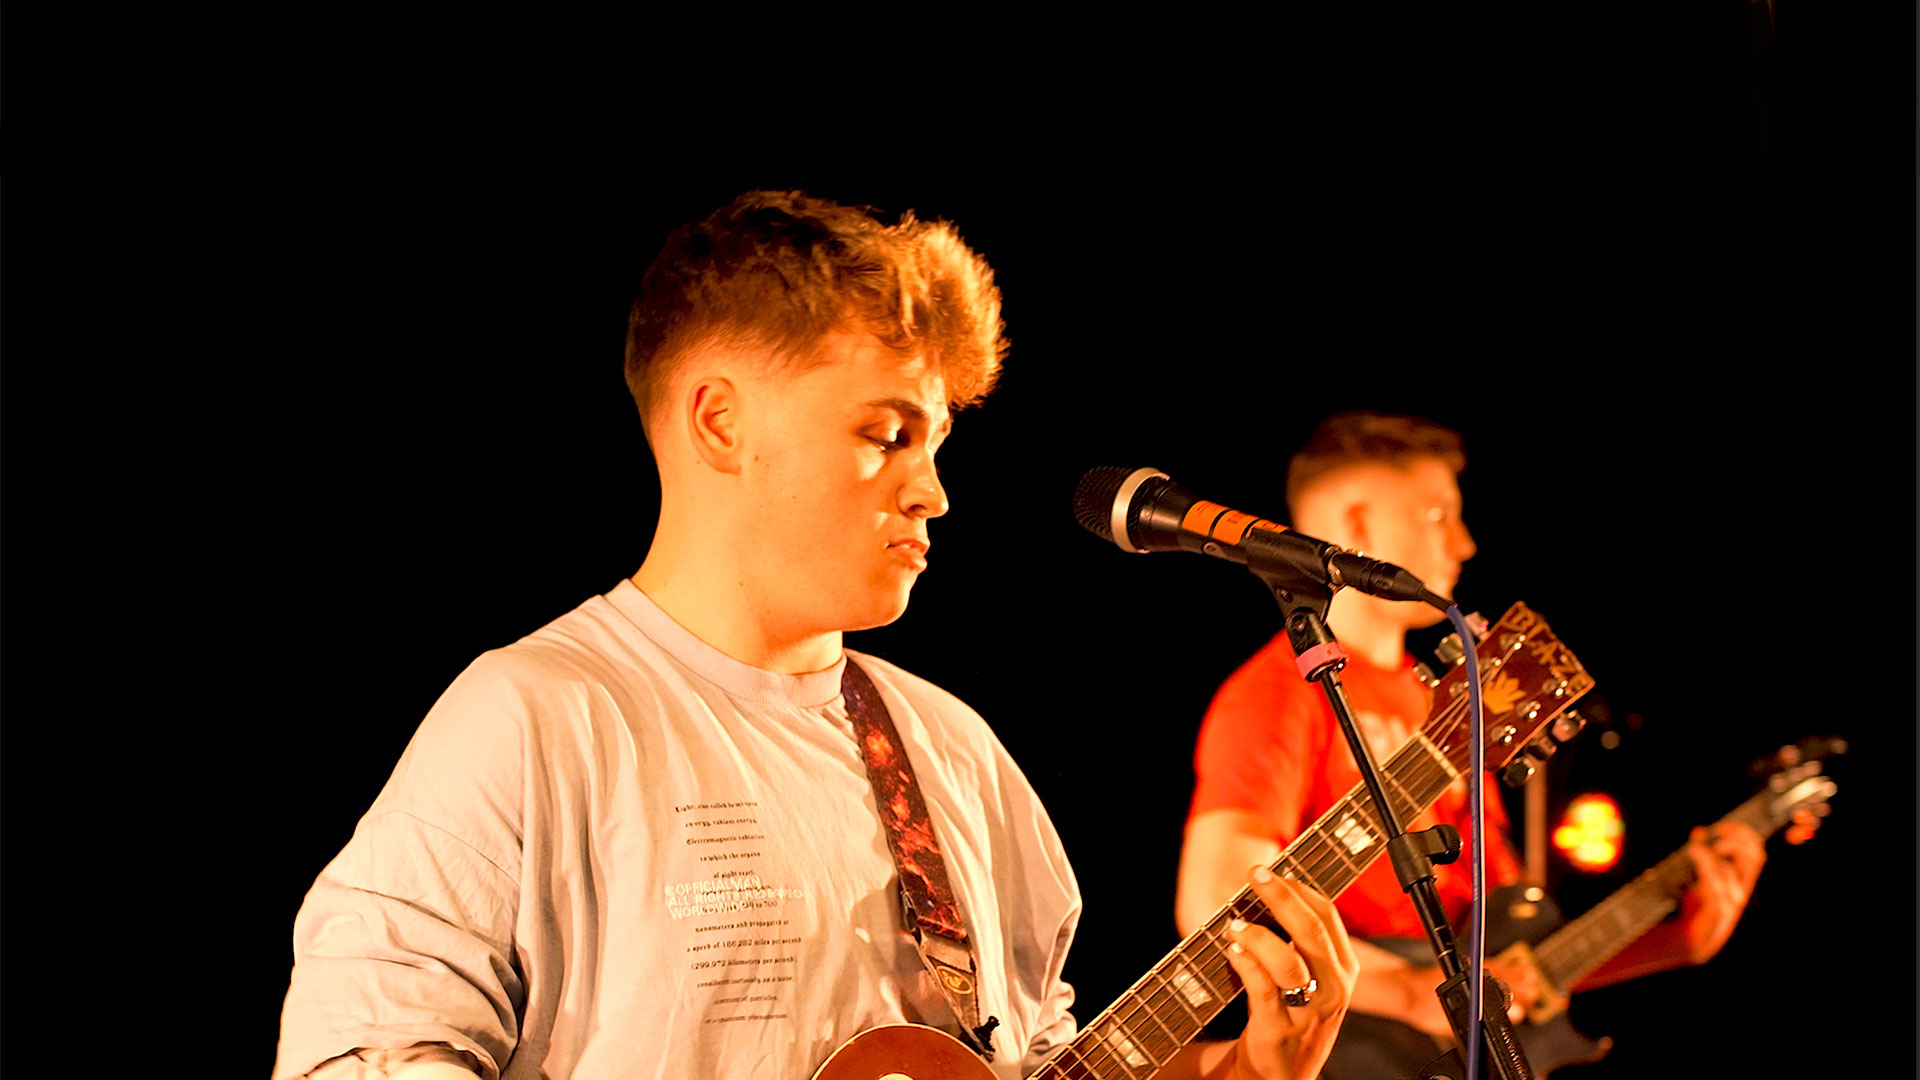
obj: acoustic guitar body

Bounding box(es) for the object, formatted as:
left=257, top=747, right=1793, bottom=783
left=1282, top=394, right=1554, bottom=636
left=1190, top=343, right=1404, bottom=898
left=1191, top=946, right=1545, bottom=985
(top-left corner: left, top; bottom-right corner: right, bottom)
left=812, top=1023, right=999, bottom=1080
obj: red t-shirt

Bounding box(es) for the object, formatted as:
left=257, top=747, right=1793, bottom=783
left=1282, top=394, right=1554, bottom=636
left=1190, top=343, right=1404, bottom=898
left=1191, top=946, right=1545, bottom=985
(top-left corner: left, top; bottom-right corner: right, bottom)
left=1189, top=633, right=1521, bottom=939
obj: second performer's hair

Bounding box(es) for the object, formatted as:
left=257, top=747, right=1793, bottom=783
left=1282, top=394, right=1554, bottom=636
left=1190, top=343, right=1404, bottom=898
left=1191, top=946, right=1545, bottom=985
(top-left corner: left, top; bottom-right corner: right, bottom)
left=623, top=190, right=1007, bottom=441
left=1285, top=411, right=1467, bottom=516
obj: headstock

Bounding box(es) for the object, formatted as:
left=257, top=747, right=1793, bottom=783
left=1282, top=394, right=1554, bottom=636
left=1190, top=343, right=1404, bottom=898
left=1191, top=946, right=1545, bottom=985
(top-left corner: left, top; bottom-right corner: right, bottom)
left=1410, top=602, right=1595, bottom=783
left=1735, top=737, right=1843, bottom=845
left=1758, top=760, right=1839, bottom=846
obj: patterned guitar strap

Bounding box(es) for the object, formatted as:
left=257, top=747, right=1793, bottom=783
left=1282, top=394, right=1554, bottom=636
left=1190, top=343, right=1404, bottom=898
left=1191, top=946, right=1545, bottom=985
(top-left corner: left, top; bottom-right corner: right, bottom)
left=841, top=658, right=1000, bottom=1061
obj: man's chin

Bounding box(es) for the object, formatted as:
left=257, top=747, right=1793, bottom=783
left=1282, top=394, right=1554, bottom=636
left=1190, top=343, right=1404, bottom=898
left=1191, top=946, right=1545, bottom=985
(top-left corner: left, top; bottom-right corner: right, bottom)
left=1406, top=595, right=1454, bottom=629
left=841, top=588, right=916, bottom=633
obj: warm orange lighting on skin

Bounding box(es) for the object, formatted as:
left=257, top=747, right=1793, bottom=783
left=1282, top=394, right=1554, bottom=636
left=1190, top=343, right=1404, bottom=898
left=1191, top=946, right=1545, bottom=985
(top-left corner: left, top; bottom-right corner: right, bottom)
left=1553, top=792, right=1624, bottom=872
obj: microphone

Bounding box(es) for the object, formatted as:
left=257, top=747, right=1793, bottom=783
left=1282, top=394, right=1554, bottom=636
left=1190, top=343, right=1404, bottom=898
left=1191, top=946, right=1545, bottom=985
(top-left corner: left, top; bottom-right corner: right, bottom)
left=1072, top=466, right=1451, bottom=609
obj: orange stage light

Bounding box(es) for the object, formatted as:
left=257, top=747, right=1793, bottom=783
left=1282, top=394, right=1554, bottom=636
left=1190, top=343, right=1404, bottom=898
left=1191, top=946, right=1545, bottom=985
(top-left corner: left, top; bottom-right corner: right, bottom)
left=1553, top=792, right=1624, bottom=873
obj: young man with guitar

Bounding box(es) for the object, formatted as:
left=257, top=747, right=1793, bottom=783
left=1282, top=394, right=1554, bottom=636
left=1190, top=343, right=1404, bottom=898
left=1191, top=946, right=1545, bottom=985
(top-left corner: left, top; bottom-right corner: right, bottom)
left=1172, top=412, right=1769, bottom=1077
left=272, top=191, right=1358, bottom=1080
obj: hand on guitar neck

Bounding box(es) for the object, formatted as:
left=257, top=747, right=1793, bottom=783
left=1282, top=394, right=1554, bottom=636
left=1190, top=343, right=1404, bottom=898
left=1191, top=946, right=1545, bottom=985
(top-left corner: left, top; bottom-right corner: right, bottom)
left=1559, top=820, right=1769, bottom=991
left=1208, top=869, right=1360, bottom=1080
left=812, top=867, right=1361, bottom=1080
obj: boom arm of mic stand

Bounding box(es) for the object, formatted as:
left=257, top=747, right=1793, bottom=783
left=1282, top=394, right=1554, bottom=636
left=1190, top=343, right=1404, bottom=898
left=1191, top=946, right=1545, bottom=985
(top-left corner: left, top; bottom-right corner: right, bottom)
left=1264, top=578, right=1534, bottom=1080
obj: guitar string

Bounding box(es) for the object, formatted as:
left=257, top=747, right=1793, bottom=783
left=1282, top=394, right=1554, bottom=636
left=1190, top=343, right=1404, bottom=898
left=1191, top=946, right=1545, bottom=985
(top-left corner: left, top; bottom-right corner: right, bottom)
left=1098, top=691, right=1483, bottom=1053
left=1041, top=634, right=1587, bottom=1074
left=1171, top=740, right=1462, bottom=1020
left=1541, top=795, right=1781, bottom=986
left=1092, top=739, right=1463, bottom=1064
left=1067, top=690, right=1489, bottom=1065
left=1163, top=652, right=1584, bottom=1037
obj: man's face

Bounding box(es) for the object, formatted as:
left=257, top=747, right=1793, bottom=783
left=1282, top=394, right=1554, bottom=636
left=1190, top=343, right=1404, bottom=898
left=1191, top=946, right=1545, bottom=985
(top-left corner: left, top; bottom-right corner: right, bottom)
left=1359, top=456, right=1477, bottom=610
left=736, top=333, right=953, bottom=638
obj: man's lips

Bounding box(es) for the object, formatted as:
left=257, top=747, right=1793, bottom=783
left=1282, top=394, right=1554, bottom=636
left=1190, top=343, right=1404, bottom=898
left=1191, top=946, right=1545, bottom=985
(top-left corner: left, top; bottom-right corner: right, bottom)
left=887, top=538, right=929, bottom=568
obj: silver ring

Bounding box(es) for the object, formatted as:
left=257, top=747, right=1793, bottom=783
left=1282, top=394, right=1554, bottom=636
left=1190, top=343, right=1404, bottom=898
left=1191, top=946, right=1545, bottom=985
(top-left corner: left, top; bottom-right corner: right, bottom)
left=1281, top=978, right=1317, bottom=1008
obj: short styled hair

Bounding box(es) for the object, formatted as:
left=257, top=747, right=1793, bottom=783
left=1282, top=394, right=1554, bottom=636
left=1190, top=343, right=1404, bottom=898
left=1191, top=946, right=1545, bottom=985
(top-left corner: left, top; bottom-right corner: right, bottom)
left=623, top=190, right=1007, bottom=436
left=1285, top=411, right=1467, bottom=515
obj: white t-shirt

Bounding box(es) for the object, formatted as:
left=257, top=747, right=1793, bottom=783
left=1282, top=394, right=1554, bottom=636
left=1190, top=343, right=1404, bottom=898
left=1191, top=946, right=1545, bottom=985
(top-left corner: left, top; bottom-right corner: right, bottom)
left=273, top=581, right=1082, bottom=1080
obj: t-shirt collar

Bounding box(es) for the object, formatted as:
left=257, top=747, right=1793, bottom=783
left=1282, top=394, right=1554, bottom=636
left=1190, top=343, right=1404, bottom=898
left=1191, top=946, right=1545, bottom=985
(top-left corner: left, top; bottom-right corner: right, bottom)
left=602, top=578, right=847, bottom=708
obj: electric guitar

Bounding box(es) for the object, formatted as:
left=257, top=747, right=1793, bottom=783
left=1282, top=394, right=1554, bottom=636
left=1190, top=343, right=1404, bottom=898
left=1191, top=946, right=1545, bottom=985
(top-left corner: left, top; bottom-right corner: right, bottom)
left=1483, top=756, right=1839, bottom=1076
left=814, top=602, right=1593, bottom=1079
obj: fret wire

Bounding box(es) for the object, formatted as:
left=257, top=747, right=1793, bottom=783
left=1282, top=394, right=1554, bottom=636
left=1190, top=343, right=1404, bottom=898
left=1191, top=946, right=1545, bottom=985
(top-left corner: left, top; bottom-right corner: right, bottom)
left=1122, top=979, right=1185, bottom=1059
left=1069, top=1017, right=1120, bottom=1078
left=1145, top=964, right=1205, bottom=1040
left=1180, top=936, right=1233, bottom=1006
left=1059, top=1039, right=1097, bottom=1079
left=1032, top=680, right=1546, bottom=1080
left=1052, top=678, right=1519, bottom=1080
left=1067, top=909, right=1258, bottom=1079
left=1198, top=919, right=1244, bottom=996
left=1114, top=974, right=1180, bottom=1058
left=1319, top=815, right=1367, bottom=882
left=1415, top=730, right=1463, bottom=782
left=1041, top=1043, right=1095, bottom=1080
left=1068, top=1035, right=1108, bottom=1078
left=1293, top=814, right=1363, bottom=894
left=1270, top=689, right=1481, bottom=902
left=1078, top=1025, right=1127, bottom=1080
left=1097, top=1015, right=1152, bottom=1078
left=1159, top=954, right=1211, bottom=1030
left=1190, top=959, right=1236, bottom=1006
left=1379, top=767, right=1421, bottom=824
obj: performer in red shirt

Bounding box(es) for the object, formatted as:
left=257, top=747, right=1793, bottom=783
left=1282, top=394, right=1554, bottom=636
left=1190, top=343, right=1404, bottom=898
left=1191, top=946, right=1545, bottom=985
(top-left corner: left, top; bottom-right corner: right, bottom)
left=1174, top=412, right=1767, bottom=1076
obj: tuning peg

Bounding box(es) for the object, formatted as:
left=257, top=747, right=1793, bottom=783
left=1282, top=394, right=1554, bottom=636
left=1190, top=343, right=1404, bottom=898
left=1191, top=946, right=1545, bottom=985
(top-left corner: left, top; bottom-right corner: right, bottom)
left=1797, top=735, right=1849, bottom=763
left=1465, top=611, right=1489, bottom=635
left=1412, top=661, right=1440, bottom=689
left=1751, top=736, right=1851, bottom=778
left=1500, top=739, right=1557, bottom=788
left=1501, top=757, right=1537, bottom=788
left=1769, top=763, right=1816, bottom=790
left=1435, top=634, right=1466, bottom=667
left=1550, top=710, right=1586, bottom=744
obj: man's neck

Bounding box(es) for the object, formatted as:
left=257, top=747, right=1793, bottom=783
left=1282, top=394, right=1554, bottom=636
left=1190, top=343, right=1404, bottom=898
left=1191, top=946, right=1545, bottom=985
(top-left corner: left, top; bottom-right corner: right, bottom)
left=1324, top=591, right=1410, bottom=670
left=631, top=550, right=842, bottom=677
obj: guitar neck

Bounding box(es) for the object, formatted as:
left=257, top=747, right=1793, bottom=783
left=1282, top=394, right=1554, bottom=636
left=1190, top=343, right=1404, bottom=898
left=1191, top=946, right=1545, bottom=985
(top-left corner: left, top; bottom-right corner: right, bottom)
left=1029, top=714, right=1468, bottom=1079
left=1027, top=601, right=1591, bottom=1079
left=1530, top=790, right=1786, bottom=992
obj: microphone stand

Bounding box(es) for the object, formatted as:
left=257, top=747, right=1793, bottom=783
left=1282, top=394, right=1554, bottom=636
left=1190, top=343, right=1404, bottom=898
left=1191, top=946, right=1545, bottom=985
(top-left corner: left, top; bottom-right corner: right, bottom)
left=1265, top=578, right=1533, bottom=1080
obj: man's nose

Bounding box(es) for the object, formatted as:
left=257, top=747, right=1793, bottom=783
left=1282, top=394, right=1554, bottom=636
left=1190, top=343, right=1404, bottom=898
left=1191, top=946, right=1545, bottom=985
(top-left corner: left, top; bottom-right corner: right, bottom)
left=1450, top=521, right=1477, bottom=562
left=901, top=456, right=949, bottom=519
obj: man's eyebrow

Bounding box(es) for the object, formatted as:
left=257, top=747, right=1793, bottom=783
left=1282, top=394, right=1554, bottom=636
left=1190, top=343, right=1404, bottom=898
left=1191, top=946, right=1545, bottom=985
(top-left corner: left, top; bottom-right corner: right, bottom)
left=862, top=397, right=954, bottom=436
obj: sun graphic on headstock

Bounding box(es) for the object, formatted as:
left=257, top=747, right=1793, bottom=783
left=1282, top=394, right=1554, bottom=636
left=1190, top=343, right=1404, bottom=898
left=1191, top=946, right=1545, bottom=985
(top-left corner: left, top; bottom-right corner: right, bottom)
left=1480, top=668, right=1524, bottom=718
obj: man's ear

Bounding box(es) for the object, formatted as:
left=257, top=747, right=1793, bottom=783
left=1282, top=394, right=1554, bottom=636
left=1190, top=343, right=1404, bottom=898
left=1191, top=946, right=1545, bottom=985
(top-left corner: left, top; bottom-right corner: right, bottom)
left=1340, top=500, right=1372, bottom=552
left=685, top=375, right=744, bottom=474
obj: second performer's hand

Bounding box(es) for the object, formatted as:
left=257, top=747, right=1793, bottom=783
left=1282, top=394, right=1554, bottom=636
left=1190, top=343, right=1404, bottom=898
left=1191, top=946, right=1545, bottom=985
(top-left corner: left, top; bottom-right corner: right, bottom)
left=1679, top=822, right=1767, bottom=963
left=1220, top=866, right=1358, bottom=1080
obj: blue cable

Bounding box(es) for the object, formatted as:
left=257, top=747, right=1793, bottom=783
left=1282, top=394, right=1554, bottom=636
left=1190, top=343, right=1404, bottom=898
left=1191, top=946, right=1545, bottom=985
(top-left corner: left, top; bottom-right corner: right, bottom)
left=1445, top=604, right=1485, bottom=1080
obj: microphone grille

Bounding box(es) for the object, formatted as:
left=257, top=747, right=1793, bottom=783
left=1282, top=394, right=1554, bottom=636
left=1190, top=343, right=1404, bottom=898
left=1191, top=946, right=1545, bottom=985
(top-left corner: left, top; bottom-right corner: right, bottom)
left=1072, top=466, right=1138, bottom=543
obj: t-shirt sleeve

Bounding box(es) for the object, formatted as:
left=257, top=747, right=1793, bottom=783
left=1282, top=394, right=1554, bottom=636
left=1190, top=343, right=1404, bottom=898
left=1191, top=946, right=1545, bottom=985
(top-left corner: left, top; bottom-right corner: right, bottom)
left=1019, top=903, right=1082, bottom=1074
left=1187, top=648, right=1326, bottom=844
left=273, top=660, right=532, bottom=1080
left=978, top=695, right=1083, bottom=1075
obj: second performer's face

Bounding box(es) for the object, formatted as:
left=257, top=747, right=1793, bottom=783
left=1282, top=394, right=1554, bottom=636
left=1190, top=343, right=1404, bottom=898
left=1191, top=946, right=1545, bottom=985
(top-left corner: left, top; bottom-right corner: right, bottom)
left=736, top=332, right=953, bottom=640
left=1364, top=456, right=1477, bottom=608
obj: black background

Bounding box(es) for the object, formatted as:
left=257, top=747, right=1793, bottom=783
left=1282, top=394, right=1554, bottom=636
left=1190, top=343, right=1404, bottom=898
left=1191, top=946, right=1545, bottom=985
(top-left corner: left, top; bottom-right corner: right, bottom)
left=9, top=5, right=1913, bottom=1077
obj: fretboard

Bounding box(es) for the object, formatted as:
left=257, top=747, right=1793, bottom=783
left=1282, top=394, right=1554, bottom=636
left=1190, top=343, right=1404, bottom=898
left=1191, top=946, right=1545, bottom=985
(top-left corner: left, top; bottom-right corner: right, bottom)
left=1029, top=719, right=1468, bottom=1079
left=1531, top=794, right=1780, bottom=992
